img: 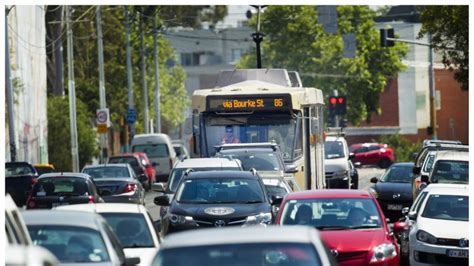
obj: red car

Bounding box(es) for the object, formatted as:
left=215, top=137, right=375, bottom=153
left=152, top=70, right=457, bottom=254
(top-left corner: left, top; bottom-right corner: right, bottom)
left=108, top=152, right=156, bottom=189
left=349, top=143, right=395, bottom=168
left=276, top=190, right=400, bottom=266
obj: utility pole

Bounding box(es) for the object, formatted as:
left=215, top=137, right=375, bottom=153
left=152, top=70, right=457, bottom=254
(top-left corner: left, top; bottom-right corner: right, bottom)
left=125, top=6, right=135, bottom=148
left=153, top=14, right=161, bottom=133
left=96, top=6, right=108, bottom=162
left=139, top=12, right=149, bottom=133
left=6, top=7, right=17, bottom=162
left=53, top=6, right=64, bottom=96
left=428, top=33, right=438, bottom=140
left=251, top=5, right=266, bottom=69
left=66, top=6, right=80, bottom=171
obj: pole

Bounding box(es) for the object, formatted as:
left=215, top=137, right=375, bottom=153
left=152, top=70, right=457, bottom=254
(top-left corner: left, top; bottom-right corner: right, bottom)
left=333, top=90, right=339, bottom=127
left=251, top=5, right=265, bottom=69
left=66, top=6, right=80, bottom=171
left=96, top=6, right=108, bottom=162
left=6, top=7, right=17, bottom=161
left=139, top=13, right=149, bottom=134
left=153, top=15, right=161, bottom=133
left=125, top=6, right=135, bottom=148
left=53, top=6, right=64, bottom=96
left=428, top=33, right=438, bottom=140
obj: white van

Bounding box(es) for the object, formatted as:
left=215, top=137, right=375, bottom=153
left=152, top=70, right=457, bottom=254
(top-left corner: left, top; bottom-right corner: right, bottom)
left=131, top=133, right=177, bottom=182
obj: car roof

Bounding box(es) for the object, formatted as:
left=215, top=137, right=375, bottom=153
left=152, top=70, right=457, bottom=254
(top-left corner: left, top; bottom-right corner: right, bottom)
left=218, top=148, right=278, bottom=154
left=83, top=163, right=130, bottom=168
left=432, top=150, right=469, bottom=161
left=325, top=136, right=346, bottom=142
left=5, top=194, right=19, bottom=211
left=37, top=172, right=91, bottom=180
left=284, top=189, right=373, bottom=200
left=184, top=170, right=258, bottom=179
left=22, top=210, right=105, bottom=230
left=160, top=226, right=320, bottom=249
left=174, top=158, right=241, bottom=168
left=55, top=203, right=146, bottom=214
left=423, top=184, right=469, bottom=196
left=109, top=154, right=139, bottom=158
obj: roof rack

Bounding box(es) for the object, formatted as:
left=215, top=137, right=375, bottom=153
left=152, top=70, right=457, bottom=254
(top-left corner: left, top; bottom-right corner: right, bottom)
left=216, top=142, right=279, bottom=152
left=325, top=127, right=345, bottom=137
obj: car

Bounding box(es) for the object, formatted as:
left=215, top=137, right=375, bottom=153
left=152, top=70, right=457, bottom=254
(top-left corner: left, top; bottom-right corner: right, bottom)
left=348, top=160, right=359, bottom=189
left=261, top=177, right=293, bottom=220
left=422, top=139, right=462, bottom=147
left=426, top=150, right=468, bottom=185
left=108, top=153, right=155, bottom=190
left=324, top=134, right=353, bottom=189
left=6, top=161, right=39, bottom=207
left=172, top=139, right=190, bottom=160
left=6, top=244, right=60, bottom=266
left=154, top=170, right=280, bottom=236
left=369, top=162, right=414, bottom=222
left=349, top=143, right=395, bottom=169
left=152, top=226, right=338, bottom=266
left=22, top=210, right=141, bottom=265
left=393, top=184, right=468, bottom=265
left=411, top=143, right=468, bottom=199
left=6, top=194, right=32, bottom=245
left=33, top=163, right=55, bottom=175
left=25, top=172, right=103, bottom=209
left=82, top=164, right=146, bottom=205
left=276, top=190, right=400, bottom=265
left=56, top=203, right=161, bottom=266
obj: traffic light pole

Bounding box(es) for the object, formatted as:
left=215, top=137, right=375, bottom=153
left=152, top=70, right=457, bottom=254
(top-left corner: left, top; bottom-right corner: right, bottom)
left=333, top=90, right=339, bottom=128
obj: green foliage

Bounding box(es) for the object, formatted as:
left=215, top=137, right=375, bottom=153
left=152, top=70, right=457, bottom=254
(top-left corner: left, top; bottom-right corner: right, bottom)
left=418, top=6, right=468, bottom=90
left=47, top=96, right=99, bottom=171
left=379, top=134, right=422, bottom=163
left=159, top=6, right=228, bottom=28
left=238, top=6, right=407, bottom=125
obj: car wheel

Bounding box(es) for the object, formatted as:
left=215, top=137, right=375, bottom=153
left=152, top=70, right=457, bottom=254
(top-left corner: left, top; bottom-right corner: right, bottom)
left=378, top=158, right=392, bottom=169
left=351, top=176, right=359, bottom=189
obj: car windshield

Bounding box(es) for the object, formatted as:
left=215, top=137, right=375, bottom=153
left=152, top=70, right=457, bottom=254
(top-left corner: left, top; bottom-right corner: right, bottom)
left=83, top=166, right=131, bottom=179
left=133, top=144, right=169, bottom=158
left=169, top=167, right=241, bottom=193
left=421, top=195, right=468, bottom=221
left=176, top=178, right=265, bottom=204
left=280, top=198, right=382, bottom=229
left=380, top=165, right=413, bottom=183
left=217, top=151, right=283, bottom=171
left=32, top=177, right=89, bottom=196
left=153, top=243, right=322, bottom=266
left=100, top=213, right=155, bottom=248
left=265, top=185, right=288, bottom=198
left=430, top=160, right=469, bottom=184
left=27, top=225, right=110, bottom=263
left=324, top=141, right=345, bottom=159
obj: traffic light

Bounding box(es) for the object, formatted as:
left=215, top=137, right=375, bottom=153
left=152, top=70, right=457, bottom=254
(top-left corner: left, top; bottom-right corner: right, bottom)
left=328, top=96, right=347, bottom=115
left=380, top=28, right=395, bottom=47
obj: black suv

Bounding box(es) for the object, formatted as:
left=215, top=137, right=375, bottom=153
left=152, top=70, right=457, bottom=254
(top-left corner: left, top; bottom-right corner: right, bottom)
left=154, top=170, right=282, bottom=235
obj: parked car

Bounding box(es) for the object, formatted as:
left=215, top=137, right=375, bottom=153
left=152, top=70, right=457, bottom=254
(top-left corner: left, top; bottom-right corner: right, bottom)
left=25, top=173, right=103, bottom=209
left=22, top=210, right=141, bottom=265
left=6, top=161, right=38, bottom=207
left=349, top=143, right=395, bottom=168
left=155, top=170, right=280, bottom=236
left=131, top=133, right=177, bottom=182
left=33, top=163, right=55, bottom=175
left=108, top=153, right=154, bottom=190
left=152, top=226, right=338, bottom=266
left=393, top=184, right=468, bottom=265
left=56, top=203, right=161, bottom=266
left=172, top=140, right=190, bottom=160
left=276, top=189, right=400, bottom=265
left=324, top=134, right=353, bottom=189
left=369, top=162, right=414, bottom=222
left=82, top=164, right=146, bottom=205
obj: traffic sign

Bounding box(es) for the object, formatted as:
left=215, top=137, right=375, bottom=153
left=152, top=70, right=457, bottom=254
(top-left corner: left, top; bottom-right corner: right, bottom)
left=126, top=108, right=137, bottom=124
left=96, top=108, right=109, bottom=125
left=97, top=124, right=108, bottom=134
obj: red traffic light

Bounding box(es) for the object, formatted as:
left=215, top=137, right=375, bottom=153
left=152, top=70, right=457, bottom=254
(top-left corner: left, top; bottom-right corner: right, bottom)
left=330, top=97, right=337, bottom=105
left=338, top=97, right=344, bottom=104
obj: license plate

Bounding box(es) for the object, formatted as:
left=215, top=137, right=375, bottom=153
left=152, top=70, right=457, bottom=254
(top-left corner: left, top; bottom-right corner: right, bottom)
left=52, top=202, right=69, bottom=207
left=447, top=249, right=468, bottom=258
left=387, top=204, right=403, bottom=210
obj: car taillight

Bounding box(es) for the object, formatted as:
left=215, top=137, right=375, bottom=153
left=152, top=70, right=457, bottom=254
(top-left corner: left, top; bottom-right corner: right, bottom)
left=31, top=177, right=37, bottom=185
left=123, top=183, right=137, bottom=193
left=27, top=197, right=36, bottom=209
left=88, top=195, right=95, bottom=203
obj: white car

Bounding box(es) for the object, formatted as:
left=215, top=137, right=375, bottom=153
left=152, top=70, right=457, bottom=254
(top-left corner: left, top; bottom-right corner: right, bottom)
left=427, top=150, right=469, bottom=184
left=56, top=203, right=160, bottom=266
left=324, top=134, right=353, bottom=189
left=405, top=184, right=468, bottom=265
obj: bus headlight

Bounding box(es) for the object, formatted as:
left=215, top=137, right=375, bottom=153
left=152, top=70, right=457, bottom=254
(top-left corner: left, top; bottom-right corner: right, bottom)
left=243, top=212, right=272, bottom=226
left=370, top=243, right=397, bottom=262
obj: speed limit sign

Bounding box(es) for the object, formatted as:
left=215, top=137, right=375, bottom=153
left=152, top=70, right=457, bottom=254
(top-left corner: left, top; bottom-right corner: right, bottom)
left=96, top=108, right=109, bottom=125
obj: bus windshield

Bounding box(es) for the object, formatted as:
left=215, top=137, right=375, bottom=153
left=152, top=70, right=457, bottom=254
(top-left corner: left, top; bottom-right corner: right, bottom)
left=203, top=114, right=302, bottom=161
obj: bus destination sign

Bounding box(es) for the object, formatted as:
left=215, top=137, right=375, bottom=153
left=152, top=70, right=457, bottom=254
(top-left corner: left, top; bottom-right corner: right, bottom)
left=207, top=95, right=292, bottom=111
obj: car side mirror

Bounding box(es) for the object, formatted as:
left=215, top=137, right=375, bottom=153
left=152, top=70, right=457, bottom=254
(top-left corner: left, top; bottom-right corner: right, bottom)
left=421, top=175, right=429, bottom=183
left=411, top=152, right=418, bottom=160
left=152, top=183, right=165, bottom=193
left=271, top=195, right=283, bottom=206
left=284, top=164, right=298, bottom=174
left=154, top=195, right=170, bottom=206
left=348, top=153, right=355, bottom=160
left=401, top=207, right=410, bottom=216
left=124, top=256, right=140, bottom=266
left=370, top=177, right=378, bottom=183
left=408, top=211, right=417, bottom=220
left=412, top=166, right=421, bottom=175
left=393, top=221, right=409, bottom=234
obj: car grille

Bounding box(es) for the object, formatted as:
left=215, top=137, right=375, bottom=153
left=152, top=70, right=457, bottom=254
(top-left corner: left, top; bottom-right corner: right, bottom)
left=437, top=238, right=469, bottom=247
left=336, top=251, right=367, bottom=262
left=194, top=216, right=247, bottom=227
left=416, top=251, right=468, bottom=264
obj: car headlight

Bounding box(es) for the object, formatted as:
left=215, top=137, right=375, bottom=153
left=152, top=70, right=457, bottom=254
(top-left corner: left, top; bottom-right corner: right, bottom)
left=370, top=243, right=397, bottom=262
left=416, top=230, right=437, bottom=244
left=334, top=170, right=348, bottom=178
left=369, top=188, right=378, bottom=198
left=168, top=213, right=194, bottom=225
left=243, top=212, right=272, bottom=226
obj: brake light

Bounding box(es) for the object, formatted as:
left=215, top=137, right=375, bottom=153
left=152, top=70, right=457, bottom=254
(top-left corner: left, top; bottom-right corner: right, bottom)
left=27, top=197, right=36, bottom=209
left=123, top=183, right=137, bottom=193
left=88, top=195, right=95, bottom=203
left=31, top=177, right=37, bottom=185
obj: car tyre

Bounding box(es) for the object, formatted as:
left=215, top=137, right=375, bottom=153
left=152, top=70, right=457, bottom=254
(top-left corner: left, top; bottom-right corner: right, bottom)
left=351, top=176, right=358, bottom=189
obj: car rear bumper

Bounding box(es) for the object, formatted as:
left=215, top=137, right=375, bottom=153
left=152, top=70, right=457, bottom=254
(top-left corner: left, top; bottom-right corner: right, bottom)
left=325, top=176, right=350, bottom=189
left=102, top=194, right=142, bottom=204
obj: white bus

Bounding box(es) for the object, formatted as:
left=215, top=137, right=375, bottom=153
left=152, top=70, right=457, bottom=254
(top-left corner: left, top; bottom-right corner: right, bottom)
left=190, top=69, right=326, bottom=190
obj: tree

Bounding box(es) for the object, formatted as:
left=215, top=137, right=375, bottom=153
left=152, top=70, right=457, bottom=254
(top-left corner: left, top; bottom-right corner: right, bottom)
left=238, top=6, right=407, bottom=124
left=158, top=6, right=228, bottom=28
left=47, top=96, right=98, bottom=171
left=418, top=6, right=468, bottom=90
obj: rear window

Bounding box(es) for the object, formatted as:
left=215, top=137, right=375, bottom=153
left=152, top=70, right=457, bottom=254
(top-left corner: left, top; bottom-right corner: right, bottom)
left=431, top=160, right=469, bottom=184
left=33, top=177, right=90, bottom=196
left=133, top=144, right=169, bottom=158
left=6, top=164, right=35, bottom=176
left=108, top=157, right=140, bottom=167
left=82, top=166, right=131, bottom=179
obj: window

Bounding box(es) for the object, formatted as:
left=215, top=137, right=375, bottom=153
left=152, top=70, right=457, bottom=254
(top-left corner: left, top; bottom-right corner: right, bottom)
left=133, top=144, right=169, bottom=158
left=180, top=53, right=200, bottom=66
left=231, top=48, right=244, bottom=62
left=100, top=213, right=155, bottom=248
